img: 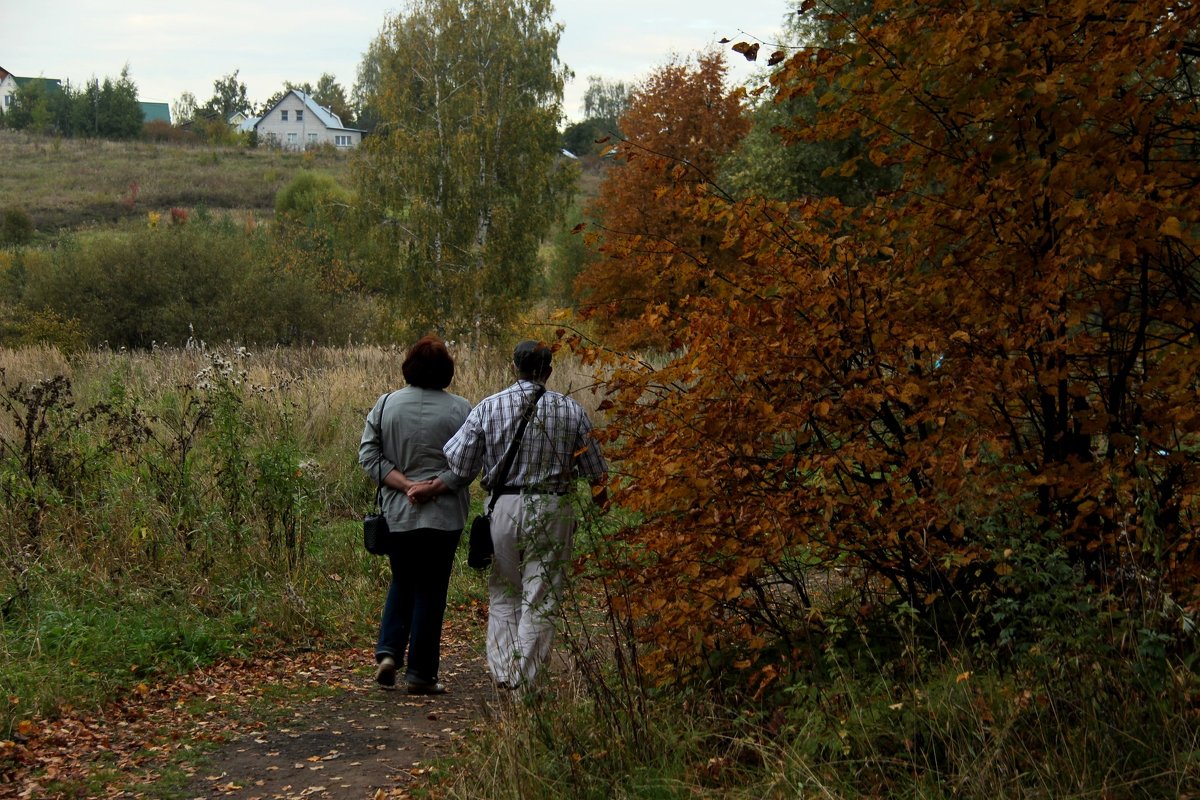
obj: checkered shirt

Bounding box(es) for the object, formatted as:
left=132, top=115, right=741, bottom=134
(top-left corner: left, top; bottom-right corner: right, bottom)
left=444, top=380, right=607, bottom=492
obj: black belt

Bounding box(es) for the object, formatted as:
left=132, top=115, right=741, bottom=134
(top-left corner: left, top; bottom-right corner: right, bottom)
left=496, top=487, right=571, bottom=496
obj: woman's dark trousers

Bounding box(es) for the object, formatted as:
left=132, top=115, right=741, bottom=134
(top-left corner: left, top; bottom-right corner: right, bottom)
left=375, top=528, right=461, bottom=684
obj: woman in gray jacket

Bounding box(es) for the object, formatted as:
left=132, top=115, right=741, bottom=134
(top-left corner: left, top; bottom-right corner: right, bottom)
left=358, top=335, right=471, bottom=694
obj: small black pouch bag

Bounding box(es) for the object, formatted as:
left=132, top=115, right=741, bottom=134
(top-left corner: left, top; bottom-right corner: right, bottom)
left=466, top=386, right=545, bottom=570
left=466, top=513, right=492, bottom=569
left=363, top=488, right=391, bottom=555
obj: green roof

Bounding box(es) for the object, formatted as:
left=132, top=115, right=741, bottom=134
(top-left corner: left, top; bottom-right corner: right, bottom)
left=13, top=76, right=63, bottom=94
left=139, top=101, right=171, bottom=124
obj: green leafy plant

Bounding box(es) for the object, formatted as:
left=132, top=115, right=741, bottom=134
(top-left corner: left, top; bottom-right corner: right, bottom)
left=0, top=206, right=34, bottom=245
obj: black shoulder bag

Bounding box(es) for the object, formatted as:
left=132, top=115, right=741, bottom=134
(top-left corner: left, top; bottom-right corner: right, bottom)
left=363, top=392, right=394, bottom=555
left=467, top=386, right=546, bottom=570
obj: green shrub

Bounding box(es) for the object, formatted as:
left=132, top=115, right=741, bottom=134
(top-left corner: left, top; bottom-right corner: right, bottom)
left=19, top=226, right=248, bottom=348
left=274, top=170, right=350, bottom=219
left=0, top=307, right=87, bottom=351
left=0, top=206, right=34, bottom=245
left=546, top=203, right=590, bottom=306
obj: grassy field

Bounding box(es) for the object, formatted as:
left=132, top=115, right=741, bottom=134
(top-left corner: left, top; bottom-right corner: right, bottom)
left=0, top=342, right=604, bottom=734
left=0, top=130, right=354, bottom=235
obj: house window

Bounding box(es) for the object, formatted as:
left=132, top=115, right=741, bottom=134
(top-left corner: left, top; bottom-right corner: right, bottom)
left=287, top=133, right=298, bottom=145
left=307, top=133, right=318, bottom=144
left=335, top=135, right=351, bottom=147
left=295, top=109, right=304, bottom=122
left=281, top=110, right=289, bottom=122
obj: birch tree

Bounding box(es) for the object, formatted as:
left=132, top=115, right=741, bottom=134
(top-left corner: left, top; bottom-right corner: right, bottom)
left=354, top=0, right=572, bottom=340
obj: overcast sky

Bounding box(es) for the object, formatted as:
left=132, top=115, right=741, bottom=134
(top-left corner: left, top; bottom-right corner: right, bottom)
left=0, top=1, right=788, bottom=122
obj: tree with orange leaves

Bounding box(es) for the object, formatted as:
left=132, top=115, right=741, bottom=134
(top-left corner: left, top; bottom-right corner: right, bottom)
left=573, top=50, right=750, bottom=350
left=570, top=0, right=1200, bottom=682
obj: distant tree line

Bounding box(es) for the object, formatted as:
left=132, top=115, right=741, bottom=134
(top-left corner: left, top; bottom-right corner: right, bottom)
left=0, top=53, right=611, bottom=151
left=0, top=67, right=143, bottom=139
left=0, top=66, right=360, bottom=143
left=561, top=75, right=630, bottom=157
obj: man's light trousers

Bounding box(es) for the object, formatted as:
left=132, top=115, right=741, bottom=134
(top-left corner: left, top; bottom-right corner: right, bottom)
left=486, top=493, right=575, bottom=688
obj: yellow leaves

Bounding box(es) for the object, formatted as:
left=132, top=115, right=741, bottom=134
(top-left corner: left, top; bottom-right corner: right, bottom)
left=1158, top=216, right=1185, bottom=240
left=1063, top=199, right=1088, bottom=219
left=1115, top=163, right=1140, bottom=188
left=898, top=381, right=923, bottom=406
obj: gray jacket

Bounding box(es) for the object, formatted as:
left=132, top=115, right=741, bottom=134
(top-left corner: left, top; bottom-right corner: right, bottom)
left=358, top=386, right=472, bottom=533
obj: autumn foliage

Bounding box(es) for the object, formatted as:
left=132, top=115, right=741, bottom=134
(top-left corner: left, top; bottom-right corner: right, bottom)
left=573, top=0, right=1200, bottom=680
left=574, top=50, right=750, bottom=350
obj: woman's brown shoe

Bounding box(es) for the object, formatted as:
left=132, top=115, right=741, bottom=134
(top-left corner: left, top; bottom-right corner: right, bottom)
left=375, top=656, right=397, bottom=687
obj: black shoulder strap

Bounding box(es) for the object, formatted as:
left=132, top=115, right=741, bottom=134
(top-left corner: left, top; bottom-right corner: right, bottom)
left=372, top=391, right=393, bottom=513
left=485, top=385, right=546, bottom=515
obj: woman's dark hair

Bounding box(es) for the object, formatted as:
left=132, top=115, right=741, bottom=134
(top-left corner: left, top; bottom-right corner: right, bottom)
left=402, top=335, right=455, bottom=389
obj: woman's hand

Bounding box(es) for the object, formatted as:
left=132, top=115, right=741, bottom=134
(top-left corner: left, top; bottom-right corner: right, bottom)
left=406, top=477, right=446, bottom=504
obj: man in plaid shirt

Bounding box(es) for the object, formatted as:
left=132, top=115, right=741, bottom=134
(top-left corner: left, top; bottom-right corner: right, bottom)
left=429, top=340, right=608, bottom=690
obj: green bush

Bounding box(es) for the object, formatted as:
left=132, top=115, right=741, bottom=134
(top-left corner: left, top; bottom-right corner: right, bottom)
left=274, top=170, right=350, bottom=219
left=14, top=216, right=373, bottom=348
left=0, top=307, right=87, bottom=351
left=0, top=206, right=34, bottom=245
left=19, top=225, right=246, bottom=348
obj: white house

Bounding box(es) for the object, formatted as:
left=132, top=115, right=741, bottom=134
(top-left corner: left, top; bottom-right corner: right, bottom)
left=0, top=67, right=15, bottom=111
left=255, top=89, right=363, bottom=150
left=0, top=66, right=63, bottom=113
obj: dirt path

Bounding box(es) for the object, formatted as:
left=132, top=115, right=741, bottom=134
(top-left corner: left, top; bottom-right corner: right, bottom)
left=1, top=638, right=495, bottom=800
left=182, top=641, right=494, bottom=800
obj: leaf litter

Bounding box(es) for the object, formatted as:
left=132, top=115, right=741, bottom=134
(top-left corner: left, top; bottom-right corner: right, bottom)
left=1, top=636, right=495, bottom=799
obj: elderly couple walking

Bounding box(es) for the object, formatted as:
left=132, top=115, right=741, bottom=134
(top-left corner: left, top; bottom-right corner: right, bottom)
left=357, top=337, right=607, bottom=695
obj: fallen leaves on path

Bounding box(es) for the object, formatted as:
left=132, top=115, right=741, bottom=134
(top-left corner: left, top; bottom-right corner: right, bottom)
left=1, top=642, right=487, bottom=800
